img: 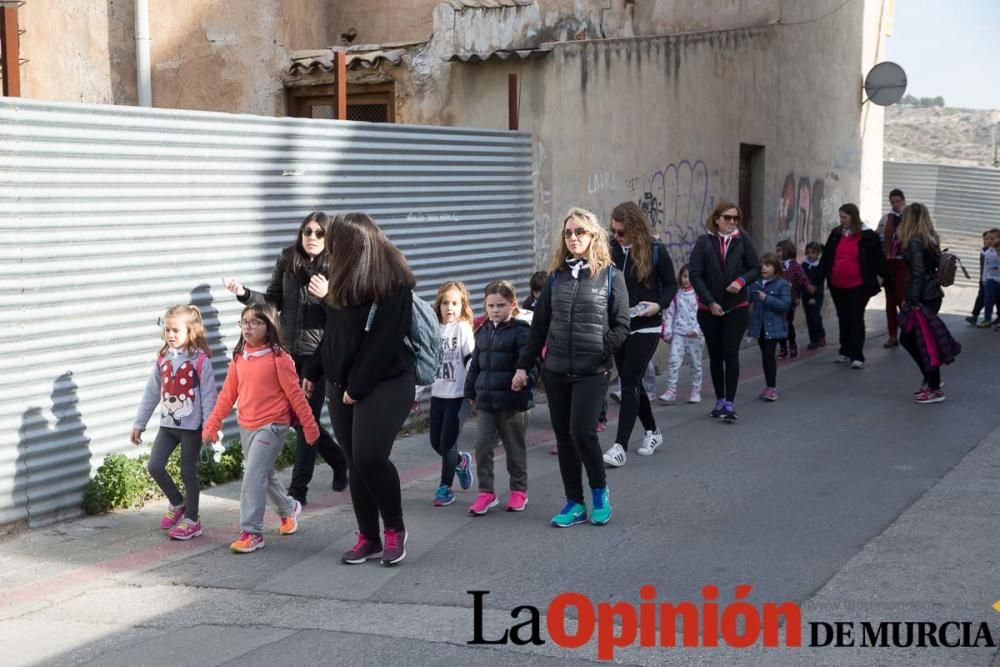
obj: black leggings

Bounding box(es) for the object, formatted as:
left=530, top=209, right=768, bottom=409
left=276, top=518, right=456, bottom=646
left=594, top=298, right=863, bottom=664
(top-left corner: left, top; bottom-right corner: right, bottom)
left=900, top=298, right=943, bottom=390
left=543, top=369, right=608, bottom=504
left=758, top=338, right=781, bottom=388
left=289, top=355, right=346, bottom=500
left=147, top=426, right=201, bottom=521
left=328, top=368, right=414, bottom=540
left=613, top=333, right=659, bottom=450
left=429, top=396, right=465, bottom=487
left=697, top=308, right=750, bottom=402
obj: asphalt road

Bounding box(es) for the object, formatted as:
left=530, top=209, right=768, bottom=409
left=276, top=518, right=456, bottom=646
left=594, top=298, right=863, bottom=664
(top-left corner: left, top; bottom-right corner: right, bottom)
left=2, top=300, right=999, bottom=666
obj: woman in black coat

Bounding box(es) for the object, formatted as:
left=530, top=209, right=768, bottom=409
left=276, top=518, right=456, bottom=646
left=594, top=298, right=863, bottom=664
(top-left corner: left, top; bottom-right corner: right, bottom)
left=819, top=203, right=893, bottom=369
left=224, top=212, right=347, bottom=504
left=602, top=202, right=677, bottom=467
left=897, top=203, right=948, bottom=403
left=688, top=201, right=760, bottom=422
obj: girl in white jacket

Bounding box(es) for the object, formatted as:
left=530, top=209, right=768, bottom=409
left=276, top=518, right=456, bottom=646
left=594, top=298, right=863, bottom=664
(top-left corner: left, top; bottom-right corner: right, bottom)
left=658, top=265, right=704, bottom=404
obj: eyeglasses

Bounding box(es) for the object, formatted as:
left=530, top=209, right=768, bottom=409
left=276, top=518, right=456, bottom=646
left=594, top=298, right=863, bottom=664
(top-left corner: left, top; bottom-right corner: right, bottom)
left=611, top=228, right=627, bottom=238
left=302, top=228, right=325, bottom=239
left=720, top=214, right=740, bottom=222
left=563, top=227, right=590, bottom=239
left=239, top=319, right=265, bottom=330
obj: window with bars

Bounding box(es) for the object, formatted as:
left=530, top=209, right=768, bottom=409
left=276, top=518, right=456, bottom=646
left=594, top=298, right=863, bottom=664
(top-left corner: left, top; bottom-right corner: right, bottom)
left=286, top=82, right=395, bottom=123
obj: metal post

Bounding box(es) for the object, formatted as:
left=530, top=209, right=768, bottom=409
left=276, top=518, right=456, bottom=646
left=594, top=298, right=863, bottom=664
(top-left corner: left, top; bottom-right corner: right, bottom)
left=508, top=73, right=518, bottom=130
left=1, top=4, right=21, bottom=97
left=334, top=49, right=347, bottom=120
left=134, top=0, right=152, bottom=106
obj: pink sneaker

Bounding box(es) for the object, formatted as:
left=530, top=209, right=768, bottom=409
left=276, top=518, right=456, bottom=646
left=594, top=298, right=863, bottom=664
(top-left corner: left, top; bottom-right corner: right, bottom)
left=759, top=387, right=778, bottom=401
left=595, top=421, right=607, bottom=432
left=468, top=492, right=499, bottom=516
left=506, top=490, right=528, bottom=512
left=549, top=445, right=559, bottom=455
left=160, top=505, right=184, bottom=530
left=168, top=518, right=202, bottom=541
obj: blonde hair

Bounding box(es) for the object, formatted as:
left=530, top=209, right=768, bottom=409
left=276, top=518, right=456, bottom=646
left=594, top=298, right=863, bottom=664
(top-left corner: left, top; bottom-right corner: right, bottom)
left=611, top=201, right=655, bottom=286
left=159, top=305, right=211, bottom=357
left=898, top=202, right=940, bottom=248
left=433, top=281, right=474, bottom=325
left=547, top=207, right=612, bottom=274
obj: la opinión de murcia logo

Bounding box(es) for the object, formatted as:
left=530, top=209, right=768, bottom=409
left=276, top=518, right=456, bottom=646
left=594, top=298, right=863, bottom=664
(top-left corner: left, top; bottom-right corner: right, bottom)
left=468, top=587, right=999, bottom=661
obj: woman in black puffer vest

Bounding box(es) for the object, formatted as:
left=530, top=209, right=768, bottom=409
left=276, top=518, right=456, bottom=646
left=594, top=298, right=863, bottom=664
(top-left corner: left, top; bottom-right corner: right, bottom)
left=515, top=208, right=630, bottom=528
left=688, top=201, right=760, bottom=422
left=224, top=212, right=347, bottom=505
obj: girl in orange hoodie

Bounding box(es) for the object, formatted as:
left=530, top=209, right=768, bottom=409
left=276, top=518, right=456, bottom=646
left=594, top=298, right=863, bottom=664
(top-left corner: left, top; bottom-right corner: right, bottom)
left=203, top=303, right=319, bottom=553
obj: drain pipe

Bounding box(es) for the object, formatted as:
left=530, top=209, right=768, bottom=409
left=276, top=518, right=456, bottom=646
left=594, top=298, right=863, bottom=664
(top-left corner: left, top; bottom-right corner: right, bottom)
left=135, top=0, right=151, bottom=106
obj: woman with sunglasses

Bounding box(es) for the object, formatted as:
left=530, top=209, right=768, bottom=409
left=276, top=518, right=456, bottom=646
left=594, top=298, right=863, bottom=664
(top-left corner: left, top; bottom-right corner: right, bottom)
left=688, top=202, right=760, bottom=422
left=514, top=208, right=629, bottom=527
left=601, top=202, right=677, bottom=468
left=223, top=212, right=348, bottom=505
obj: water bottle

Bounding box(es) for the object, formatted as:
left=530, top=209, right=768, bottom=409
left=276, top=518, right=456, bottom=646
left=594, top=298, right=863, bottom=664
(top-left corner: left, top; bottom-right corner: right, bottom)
left=628, top=303, right=648, bottom=318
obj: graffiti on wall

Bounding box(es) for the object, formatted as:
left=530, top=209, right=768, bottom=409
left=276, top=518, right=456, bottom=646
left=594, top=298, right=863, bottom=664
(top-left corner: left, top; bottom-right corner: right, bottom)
left=776, top=172, right=842, bottom=252
left=642, top=160, right=712, bottom=268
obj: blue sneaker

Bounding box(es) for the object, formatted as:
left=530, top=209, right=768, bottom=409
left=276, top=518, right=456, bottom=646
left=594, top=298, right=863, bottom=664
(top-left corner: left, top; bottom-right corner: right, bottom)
left=433, top=485, right=455, bottom=507
left=722, top=401, right=738, bottom=422
left=710, top=398, right=726, bottom=419
left=590, top=488, right=611, bottom=525
left=551, top=500, right=587, bottom=528
left=456, top=451, right=474, bottom=490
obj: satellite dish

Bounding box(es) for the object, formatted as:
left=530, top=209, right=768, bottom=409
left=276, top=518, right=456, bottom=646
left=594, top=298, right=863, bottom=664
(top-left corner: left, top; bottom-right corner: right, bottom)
left=864, top=61, right=907, bottom=106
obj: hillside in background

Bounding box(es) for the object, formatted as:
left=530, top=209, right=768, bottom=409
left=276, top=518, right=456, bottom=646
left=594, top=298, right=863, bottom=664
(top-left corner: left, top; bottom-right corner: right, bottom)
left=884, top=105, right=1000, bottom=167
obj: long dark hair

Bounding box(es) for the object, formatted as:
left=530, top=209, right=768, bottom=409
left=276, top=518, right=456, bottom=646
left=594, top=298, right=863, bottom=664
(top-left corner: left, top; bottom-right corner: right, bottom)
left=289, top=212, right=331, bottom=278
left=611, top=201, right=655, bottom=286
left=325, top=213, right=417, bottom=307
left=233, top=303, right=286, bottom=360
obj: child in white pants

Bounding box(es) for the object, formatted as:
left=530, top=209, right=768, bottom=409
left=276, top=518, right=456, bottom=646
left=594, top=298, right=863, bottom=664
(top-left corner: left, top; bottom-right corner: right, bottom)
left=658, top=265, right=704, bottom=404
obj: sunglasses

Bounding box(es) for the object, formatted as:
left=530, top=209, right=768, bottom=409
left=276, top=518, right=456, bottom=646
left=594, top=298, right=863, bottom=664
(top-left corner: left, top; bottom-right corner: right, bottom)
left=302, top=228, right=326, bottom=239
left=720, top=214, right=740, bottom=222
left=563, top=227, right=590, bottom=239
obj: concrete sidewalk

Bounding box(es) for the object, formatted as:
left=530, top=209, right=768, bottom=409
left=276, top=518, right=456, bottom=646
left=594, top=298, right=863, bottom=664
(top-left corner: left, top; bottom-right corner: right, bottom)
left=2, top=287, right=998, bottom=666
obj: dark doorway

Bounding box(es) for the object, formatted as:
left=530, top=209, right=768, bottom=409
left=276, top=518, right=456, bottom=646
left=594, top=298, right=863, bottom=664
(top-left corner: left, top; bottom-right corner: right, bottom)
left=739, top=143, right=765, bottom=240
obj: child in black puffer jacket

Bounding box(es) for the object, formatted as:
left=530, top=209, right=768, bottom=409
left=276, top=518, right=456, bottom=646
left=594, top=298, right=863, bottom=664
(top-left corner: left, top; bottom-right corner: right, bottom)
left=464, top=280, right=536, bottom=516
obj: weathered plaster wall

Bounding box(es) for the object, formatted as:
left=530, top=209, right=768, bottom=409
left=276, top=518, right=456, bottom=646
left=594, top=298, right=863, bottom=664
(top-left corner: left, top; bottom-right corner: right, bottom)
left=326, top=0, right=439, bottom=45
left=386, top=0, right=871, bottom=267
left=18, top=0, right=137, bottom=105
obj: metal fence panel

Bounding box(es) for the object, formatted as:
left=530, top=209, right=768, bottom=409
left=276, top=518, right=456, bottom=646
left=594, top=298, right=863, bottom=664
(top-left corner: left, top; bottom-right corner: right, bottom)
left=0, top=98, right=534, bottom=527
left=883, top=161, right=1000, bottom=287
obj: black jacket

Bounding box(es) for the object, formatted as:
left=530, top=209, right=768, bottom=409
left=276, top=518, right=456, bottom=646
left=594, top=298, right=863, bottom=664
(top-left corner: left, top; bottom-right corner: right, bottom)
left=611, top=239, right=678, bottom=330
left=801, top=261, right=825, bottom=294
left=465, top=318, right=535, bottom=412
left=903, top=238, right=944, bottom=306
left=239, top=246, right=327, bottom=357
left=305, top=288, right=414, bottom=401
left=688, top=232, right=761, bottom=311
left=517, top=265, right=630, bottom=376
left=820, top=227, right=893, bottom=298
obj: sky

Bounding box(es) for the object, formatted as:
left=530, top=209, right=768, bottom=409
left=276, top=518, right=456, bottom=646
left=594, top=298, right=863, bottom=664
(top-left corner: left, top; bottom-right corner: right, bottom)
left=885, top=0, right=1000, bottom=110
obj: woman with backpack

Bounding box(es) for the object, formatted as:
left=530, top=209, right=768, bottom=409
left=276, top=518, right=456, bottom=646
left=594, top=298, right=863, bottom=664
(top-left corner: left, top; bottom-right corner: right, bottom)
left=602, top=202, right=677, bottom=467
left=304, top=212, right=417, bottom=567
left=223, top=212, right=348, bottom=506
left=513, top=208, right=630, bottom=527
left=897, top=203, right=960, bottom=404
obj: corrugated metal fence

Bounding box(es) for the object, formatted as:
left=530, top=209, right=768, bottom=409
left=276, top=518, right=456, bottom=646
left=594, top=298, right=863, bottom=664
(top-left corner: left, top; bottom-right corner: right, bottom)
left=0, top=98, right=534, bottom=527
left=883, top=161, right=1000, bottom=286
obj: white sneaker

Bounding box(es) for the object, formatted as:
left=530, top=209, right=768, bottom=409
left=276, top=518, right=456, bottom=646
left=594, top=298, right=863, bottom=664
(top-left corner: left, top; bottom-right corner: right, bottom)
left=609, top=390, right=622, bottom=404
left=833, top=355, right=849, bottom=363
left=603, top=443, right=627, bottom=467
left=688, top=390, right=702, bottom=404
left=850, top=360, right=865, bottom=369
left=658, top=388, right=677, bottom=404
left=637, top=430, right=663, bottom=456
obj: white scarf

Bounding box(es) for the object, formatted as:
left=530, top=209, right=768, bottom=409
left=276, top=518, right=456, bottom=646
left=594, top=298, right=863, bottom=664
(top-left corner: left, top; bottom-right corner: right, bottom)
left=242, top=347, right=274, bottom=361
left=566, top=257, right=590, bottom=279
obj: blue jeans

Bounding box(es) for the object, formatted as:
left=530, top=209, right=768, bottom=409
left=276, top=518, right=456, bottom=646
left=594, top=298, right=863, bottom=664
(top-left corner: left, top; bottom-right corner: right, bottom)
left=985, top=281, right=1000, bottom=323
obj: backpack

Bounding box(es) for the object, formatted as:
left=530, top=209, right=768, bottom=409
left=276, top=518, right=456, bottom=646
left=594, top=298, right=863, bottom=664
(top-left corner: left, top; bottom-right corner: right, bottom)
left=935, top=248, right=969, bottom=288
left=365, top=292, right=444, bottom=387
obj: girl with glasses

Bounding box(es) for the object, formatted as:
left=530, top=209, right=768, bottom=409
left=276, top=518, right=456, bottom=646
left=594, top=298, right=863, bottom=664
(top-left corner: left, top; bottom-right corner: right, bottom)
left=203, top=304, right=320, bottom=553
left=513, top=208, right=630, bottom=527
left=223, top=212, right=348, bottom=507
left=688, top=202, right=761, bottom=421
